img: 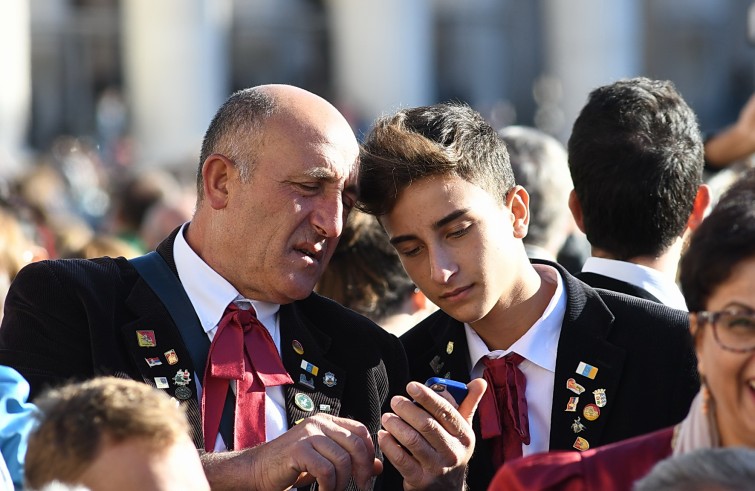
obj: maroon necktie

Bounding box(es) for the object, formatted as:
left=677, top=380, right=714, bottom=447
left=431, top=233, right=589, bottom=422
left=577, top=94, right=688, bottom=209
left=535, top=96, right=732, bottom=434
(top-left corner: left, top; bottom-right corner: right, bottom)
left=478, top=353, right=530, bottom=468
left=202, top=302, right=293, bottom=452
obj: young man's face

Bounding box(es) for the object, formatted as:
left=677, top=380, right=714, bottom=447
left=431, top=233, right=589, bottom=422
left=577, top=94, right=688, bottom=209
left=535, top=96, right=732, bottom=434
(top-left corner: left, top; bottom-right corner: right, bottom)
left=381, top=173, right=530, bottom=326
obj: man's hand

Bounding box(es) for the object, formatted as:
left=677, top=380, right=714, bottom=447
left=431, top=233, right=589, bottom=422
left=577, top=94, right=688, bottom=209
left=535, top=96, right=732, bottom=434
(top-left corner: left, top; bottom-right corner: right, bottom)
left=201, top=413, right=381, bottom=491
left=377, top=378, right=487, bottom=491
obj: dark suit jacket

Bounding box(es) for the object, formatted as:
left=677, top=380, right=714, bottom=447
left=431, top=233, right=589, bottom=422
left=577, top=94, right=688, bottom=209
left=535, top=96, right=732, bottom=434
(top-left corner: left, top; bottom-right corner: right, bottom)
left=400, top=261, right=698, bottom=490
left=577, top=271, right=662, bottom=304
left=0, top=230, right=409, bottom=490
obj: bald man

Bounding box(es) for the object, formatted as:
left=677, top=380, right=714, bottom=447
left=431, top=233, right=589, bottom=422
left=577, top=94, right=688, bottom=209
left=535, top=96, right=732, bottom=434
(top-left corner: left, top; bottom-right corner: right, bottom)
left=1, top=85, right=413, bottom=490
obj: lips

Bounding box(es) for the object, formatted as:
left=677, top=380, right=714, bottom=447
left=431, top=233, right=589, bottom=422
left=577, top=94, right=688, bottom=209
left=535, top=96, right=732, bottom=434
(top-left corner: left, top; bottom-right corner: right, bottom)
left=294, top=243, right=324, bottom=262
left=440, top=285, right=472, bottom=300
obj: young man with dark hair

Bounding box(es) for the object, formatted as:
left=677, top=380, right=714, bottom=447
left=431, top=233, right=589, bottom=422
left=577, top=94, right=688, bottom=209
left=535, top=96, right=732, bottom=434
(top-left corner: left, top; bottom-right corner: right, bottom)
left=568, top=77, right=710, bottom=309
left=359, top=101, right=699, bottom=489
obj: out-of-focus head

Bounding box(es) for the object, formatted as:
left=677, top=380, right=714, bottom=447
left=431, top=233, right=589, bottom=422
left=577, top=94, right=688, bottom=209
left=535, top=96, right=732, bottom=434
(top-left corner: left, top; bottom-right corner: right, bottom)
left=190, top=84, right=359, bottom=304
left=680, top=168, right=755, bottom=449
left=568, top=77, right=704, bottom=260
left=25, top=377, right=209, bottom=491
left=499, top=125, right=572, bottom=257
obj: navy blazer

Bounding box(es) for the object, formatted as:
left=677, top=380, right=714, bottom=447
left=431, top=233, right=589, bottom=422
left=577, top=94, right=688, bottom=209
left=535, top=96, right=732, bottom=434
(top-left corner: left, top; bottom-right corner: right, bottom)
left=0, top=228, right=410, bottom=490
left=577, top=271, right=663, bottom=304
left=400, top=261, right=699, bottom=490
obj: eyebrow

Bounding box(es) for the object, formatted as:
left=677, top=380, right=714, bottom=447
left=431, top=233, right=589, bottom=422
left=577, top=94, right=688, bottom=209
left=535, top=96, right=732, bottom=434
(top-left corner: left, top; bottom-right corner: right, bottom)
left=303, top=168, right=359, bottom=195
left=389, top=208, right=470, bottom=245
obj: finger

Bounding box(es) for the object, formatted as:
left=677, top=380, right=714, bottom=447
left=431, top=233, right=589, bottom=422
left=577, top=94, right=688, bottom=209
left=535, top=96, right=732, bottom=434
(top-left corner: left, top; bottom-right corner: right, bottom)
left=315, top=415, right=379, bottom=489
left=377, top=428, right=423, bottom=482
left=426, top=381, right=460, bottom=408
left=405, top=383, right=469, bottom=444
left=458, top=378, right=487, bottom=423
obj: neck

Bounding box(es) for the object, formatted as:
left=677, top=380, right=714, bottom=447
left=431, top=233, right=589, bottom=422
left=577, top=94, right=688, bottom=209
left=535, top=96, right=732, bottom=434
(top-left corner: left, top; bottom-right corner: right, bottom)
left=471, top=264, right=557, bottom=351
left=591, top=237, right=684, bottom=279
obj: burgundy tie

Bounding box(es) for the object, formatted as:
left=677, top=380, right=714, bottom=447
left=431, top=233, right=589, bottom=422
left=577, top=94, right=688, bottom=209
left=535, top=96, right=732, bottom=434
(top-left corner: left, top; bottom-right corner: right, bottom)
left=478, top=353, right=530, bottom=468
left=202, top=302, right=293, bottom=452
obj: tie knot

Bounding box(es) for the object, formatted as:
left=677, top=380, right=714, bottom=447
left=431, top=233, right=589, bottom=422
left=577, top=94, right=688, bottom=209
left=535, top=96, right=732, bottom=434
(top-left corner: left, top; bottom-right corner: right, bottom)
left=483, top=352, right=525, bottom=370
left=224, top=302, right=257, bottom=332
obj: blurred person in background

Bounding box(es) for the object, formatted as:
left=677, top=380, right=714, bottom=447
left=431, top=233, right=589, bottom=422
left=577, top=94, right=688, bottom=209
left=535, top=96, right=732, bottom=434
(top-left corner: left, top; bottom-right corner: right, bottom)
left=316, top=210, right=437, bottom=336
left=490, top=168, right=755, bottom=490
left=24, top=377, right=209, bottom=491
left=568, top=77, right=709, bottom=309
left=498, top=125, right=588, bottom=274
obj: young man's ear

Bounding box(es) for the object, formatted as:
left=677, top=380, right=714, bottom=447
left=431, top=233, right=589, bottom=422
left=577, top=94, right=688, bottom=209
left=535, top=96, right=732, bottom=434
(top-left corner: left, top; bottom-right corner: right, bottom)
left=568, top=189, right=586, bottom=234
left=684, top=184, right=711, bottom=235
left=201, top=154, right=236, bottom=210
left=508, top=186, right=530, bottom=238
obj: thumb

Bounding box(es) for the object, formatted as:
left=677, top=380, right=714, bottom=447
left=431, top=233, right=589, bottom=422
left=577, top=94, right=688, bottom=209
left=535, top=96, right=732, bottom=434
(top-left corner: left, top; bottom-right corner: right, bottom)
left=458, top=378, right=487, bottom=424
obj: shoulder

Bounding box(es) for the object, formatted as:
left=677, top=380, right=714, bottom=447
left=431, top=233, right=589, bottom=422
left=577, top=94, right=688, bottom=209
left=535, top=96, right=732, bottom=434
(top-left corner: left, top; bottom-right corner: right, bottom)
left=491, top=427, right=675, bottom=491
left=400, top=310, right=458, bottom=350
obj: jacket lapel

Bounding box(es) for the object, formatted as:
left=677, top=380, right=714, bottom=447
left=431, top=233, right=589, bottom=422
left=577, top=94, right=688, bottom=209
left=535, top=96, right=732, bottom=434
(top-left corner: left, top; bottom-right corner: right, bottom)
left=549, top=269, right=626, bottom=452
left=279, top=303, right=346, bottom=425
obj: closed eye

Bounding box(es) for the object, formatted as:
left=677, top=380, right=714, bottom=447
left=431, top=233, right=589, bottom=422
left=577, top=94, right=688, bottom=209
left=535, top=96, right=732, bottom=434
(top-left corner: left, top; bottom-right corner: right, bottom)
left=448, top=224, right=472, bottom=239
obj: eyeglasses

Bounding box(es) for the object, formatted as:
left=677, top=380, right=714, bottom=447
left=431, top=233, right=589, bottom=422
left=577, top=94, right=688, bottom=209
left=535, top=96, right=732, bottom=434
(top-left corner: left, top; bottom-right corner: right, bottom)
left=696, top=310, right=755, bottom=353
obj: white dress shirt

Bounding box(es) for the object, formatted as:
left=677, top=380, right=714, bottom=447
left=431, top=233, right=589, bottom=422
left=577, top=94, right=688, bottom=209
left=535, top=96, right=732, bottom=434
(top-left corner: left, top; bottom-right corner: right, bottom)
left=581, top=257, right=687, bottom=311
left=466, top=264, right=566, bottom=456
left=173, top=223, right=289, bottom=451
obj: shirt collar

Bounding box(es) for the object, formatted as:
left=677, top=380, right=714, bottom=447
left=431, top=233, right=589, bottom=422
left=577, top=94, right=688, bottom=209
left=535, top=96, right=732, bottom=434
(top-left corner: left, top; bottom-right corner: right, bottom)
left=582, top=257, right=687, bottom=310
left=465, top=264, right=566, bottom=374
left=173, top=223, right=280, bottom=333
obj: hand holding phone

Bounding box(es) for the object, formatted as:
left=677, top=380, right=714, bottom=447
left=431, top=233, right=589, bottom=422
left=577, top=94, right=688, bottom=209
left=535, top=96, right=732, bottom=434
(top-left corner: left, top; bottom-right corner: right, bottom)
left=424, top=377, right=469, bottom=405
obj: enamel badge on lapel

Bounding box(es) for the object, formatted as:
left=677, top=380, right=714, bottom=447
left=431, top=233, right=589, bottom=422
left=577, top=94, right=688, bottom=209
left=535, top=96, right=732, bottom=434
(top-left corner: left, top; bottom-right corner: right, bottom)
left=573, top=436, right=590, bottom=451
left=136, top=330, right=157, bottom=347
left=173, top=369, right=192, bottom=400
left=565, top=397, right=579, bottom=412
left=446, top=341, right=454, bottom=355
left=583, top=403, right=600, bottom=421
left=593, top=388, right=607, bottom=407
left=566, top=378, right=585, bottom=394
left=164, top=349, right=179, bottom=365
left=319, top=404, right=331, bottom=412
left=301, top=360, right=319, bottom=376
left=298, top=374, right=315, bottom=390
left=571, top=417, right=586, bottom=433
left=145, top=357, right=162, bottom=367
left=154, top=377, right=169, bottom=389
left=323, top=372, right=337, bottom=388
left=575, top=361, right=598, bottom=380
left=429, top=355, right=444, bottom=374
left=292, top=340, right=304, bottom=355
left=295, top=393, right=314, bottom=412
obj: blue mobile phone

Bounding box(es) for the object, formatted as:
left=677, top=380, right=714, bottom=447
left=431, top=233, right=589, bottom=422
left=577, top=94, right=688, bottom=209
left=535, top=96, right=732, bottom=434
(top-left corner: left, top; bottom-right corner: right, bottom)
left=424, top=377, right=469, bottom=404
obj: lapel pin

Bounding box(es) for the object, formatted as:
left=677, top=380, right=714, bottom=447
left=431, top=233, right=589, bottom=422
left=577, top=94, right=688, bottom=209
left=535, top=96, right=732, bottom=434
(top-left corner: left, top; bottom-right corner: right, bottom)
left=145, top=357, right=162, bottom=367
left=575, top=361, right=598, bottom=380
left=571, top=417, right=586, bottom=433
left=565, top=397, right=579, bottom=412
left=292, top=340, right=304, bottom=355
left=444, top=371, right=451, bottom=379
left=323, top=372, right=337, bottom=388
left=446, top=341, right=454, bottom=355
left=298, top=374, right=315, bottom=390
left=175, top=386, right=192, bottom=400
left=154, top=377, right=169, bottom=389
left=294, top=418, right=304, bottom=425
left=573, top=436, right=590, bottom=451
left=136, top=330, right=157, bottom=347
left=429, top=355, right=444, bottom=374
left=566, top=378, right=585, bottom=394
left=593, top=388, right=607, bottom=407
left=300, top=360, right=319, bottom=376
left=295, top=393, right=314, bottom=412
left=583, top=403, right=600, bottom=421
left=173, top=369, right=191, bottom=386
left=319, top=404, right=331, bottom=412
left=164, top=349, right=179, bottom=365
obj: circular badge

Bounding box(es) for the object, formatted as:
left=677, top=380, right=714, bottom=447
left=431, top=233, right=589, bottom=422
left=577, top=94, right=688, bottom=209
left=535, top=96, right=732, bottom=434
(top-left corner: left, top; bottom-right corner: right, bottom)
left=295, top=393, right=314, bottom=412
left=174, top=386, right=192, bottom=400
left=292, top=339, right=305, bottom=355
left=583, top=403, right=600, bottom=421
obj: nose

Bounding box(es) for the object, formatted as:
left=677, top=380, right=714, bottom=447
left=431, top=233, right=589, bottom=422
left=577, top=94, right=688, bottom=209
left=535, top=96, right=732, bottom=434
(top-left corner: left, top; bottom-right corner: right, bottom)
left=311, top=197, right=344, bottom=238
left=429, top=247, right=457, bottom=284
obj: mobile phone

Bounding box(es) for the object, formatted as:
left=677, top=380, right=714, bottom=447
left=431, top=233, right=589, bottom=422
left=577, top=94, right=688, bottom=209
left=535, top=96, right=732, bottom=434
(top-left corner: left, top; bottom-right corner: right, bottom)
left=424, top=377, right=469, bottom=405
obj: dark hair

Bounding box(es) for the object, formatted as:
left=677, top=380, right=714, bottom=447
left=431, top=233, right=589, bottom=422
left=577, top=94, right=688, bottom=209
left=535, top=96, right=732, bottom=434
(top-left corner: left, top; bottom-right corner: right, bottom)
left=568, top=77, right=704, bottom=260
left=316, top=210, right=415, bottom=321
left=499, top=125, right=571, bottom=251
left=196, top=88, right=277, bottom=199
left=358, top=102, right=514, bottom=216
left=680, top=168, right=755, bottom=312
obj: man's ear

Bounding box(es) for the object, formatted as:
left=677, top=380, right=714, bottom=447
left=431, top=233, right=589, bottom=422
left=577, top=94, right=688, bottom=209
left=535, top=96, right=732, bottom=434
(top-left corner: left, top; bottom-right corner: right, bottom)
left=568, top=189, right=586, bottom=234
left=685, top=184, right=711, bottom=234
left=201, top=154, right=235, bottom=210
left=508, top=186, right=530, bottom=239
